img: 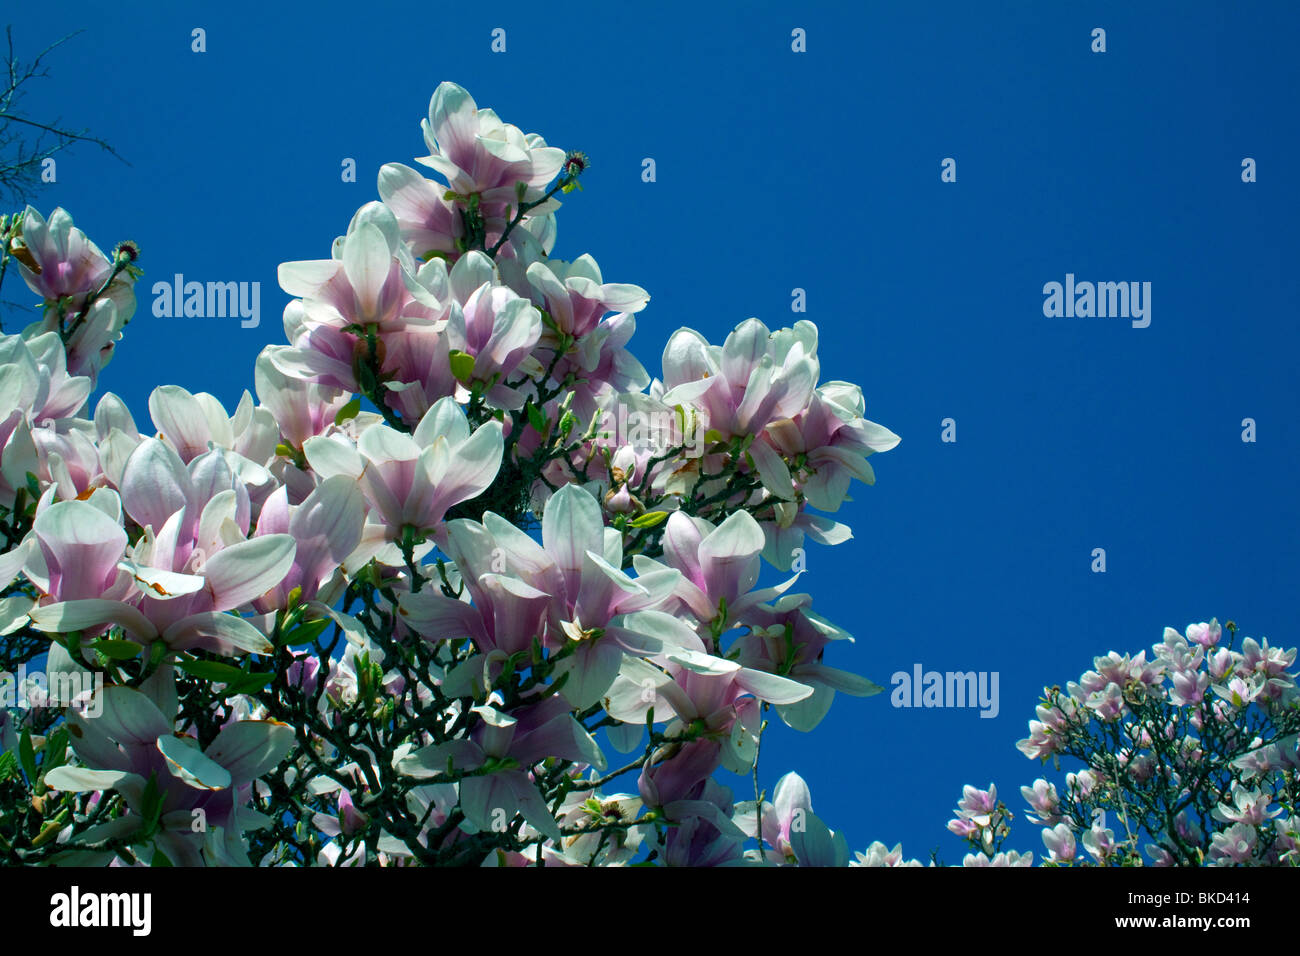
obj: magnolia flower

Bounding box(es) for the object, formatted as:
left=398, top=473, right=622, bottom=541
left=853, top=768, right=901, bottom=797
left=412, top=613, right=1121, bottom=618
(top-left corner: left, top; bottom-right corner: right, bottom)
left=251, top=476, right=366, bottom=610
left=649, top=509, right=793, bottom=637
left=660, top=319, right=818, bottom=441
left=27, top=497, right=131, bottom=603
left=304, top=396, right=503, bottom=540
left=1208, top=823, right=1258, bottom=865
left=1186, top=619, right=1223, bottom=648
left=1212, top=785, right=1281, bottom=827
left=732, top=593, right=881, bottom=732
left=42, top=682, right=294, bottom=866
left=654, top=779, right=750, bottom=867
left=401, top=483, right=680, bottom=708
left=14, top=208, right=136, bottom=379
left=524, top=255, right=649, bottom=339
left=734, top=771, right=813, bottom=863
left=1021, top=778, right=1060, bottom=824
left=1212, top=675, right=1260, bottom=709
left=850, top=841, right=924, bottom=867
left=278, top=203, right=441, bottom=333
left=963, top=850, right=1033, bottom=867
left=396, top=694, right=606, bottom=843
left=955, top=783, right=998, bottom=826
left=416, top=81, right=565, bottom=206
left=786, top=810, right=850, bottom=867
left=377, top=162, right=464, bottom=260
left=254, top=348, right=351, bottom=452
left=1041, top=822, right=1076, bottom=863
left=1082, top=812, right=1117, bottom=862
left=14, top=206, right=114, bottom=302
left=443, top=252, right=543, bottom=409
left=26, top=444, right=297, bottom=655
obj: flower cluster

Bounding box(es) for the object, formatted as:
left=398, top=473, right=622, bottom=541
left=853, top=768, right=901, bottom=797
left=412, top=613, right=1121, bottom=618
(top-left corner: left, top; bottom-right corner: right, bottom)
left=875, top=619, right=1299, bottom=867
left=842, top=619, right=1299, bottom=868
left=0, top=84, right=899, bottom=866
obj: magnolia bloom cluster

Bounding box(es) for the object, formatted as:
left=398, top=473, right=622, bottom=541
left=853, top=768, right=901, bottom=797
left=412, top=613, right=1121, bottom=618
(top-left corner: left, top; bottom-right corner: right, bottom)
left=5, top=207, right=138, bottom=383
left=939, top=620, right=1300, bottom=867
left=844, top=620, right=1299, bottom=868
left=0, top=85, right=900, bottom=867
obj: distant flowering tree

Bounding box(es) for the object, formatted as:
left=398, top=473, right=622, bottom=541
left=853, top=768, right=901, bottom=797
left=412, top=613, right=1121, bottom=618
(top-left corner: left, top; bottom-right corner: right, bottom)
left=856, top=620, right=1300, bottom=867
left=0, top=83, right=902, bottom=866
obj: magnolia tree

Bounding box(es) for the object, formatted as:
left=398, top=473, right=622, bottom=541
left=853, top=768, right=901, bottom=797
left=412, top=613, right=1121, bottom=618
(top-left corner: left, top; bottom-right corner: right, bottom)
left=862, top=619, right=1300, bottom=867
left=0, top=83, right=900, bottom=866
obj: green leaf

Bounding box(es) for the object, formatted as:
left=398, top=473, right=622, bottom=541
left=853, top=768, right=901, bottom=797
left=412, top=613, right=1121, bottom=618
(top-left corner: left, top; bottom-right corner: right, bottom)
left=151, top=845, right=173, bottom=867
left=18, top=728, right=36, bottom=783
left=449, top=350, right=476, bottom=383
left=225, top=673, right=274, bottom=695
left=43, top=728, right=69, bottom=773
left=176, top=659, right=275, bottom=694
left=0, top=750, right=18, bottom=783
left=629, top=511, right=670, bottom=529
left=92, top=638, right=144, bottom=661
left=525, top=401, right=547, bottom=434
left=281, top=616, right=330, bottom=647
left=335, top=397, right=362, bottom=424
left=141, top=774, right=164, bottom=833
left=177, top=659, right=247, bottom=684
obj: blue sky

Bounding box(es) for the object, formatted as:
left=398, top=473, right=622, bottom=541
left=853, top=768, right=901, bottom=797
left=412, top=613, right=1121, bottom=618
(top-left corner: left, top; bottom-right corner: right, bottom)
left=6, top=0, right=1298, bottom=862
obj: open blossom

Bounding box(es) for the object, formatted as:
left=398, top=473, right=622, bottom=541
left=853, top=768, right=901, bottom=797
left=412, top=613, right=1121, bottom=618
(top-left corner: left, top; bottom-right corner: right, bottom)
left=1208, top=823, right=1258, bottom=865
left=41, top=682, right=294, bottom=866
left=851, top=842, right=924, bottom=867
left=1212, top=675, right=1259, bottom=709
left=660, top=320, right=818, bottom=441
left=15, top=206, right=116, bottom=302
left=24, top=439, right=298, bottom=656
left=442, top=252, right=543, bottom=409
left=1042, top=823, right=1076, bottom=863
left=304, top=396, right=503, bottom=541
left=734, top=771, right=812, bottom=864
left=1212, top=785, right=1281, bottom=827
left=1082, top=811, right=1117, bottom=862
left=963, top=850, right=1033, bottom=867
left=1021, top=779, right=1060, bottom=824
left=279, top=203, right=442, bottom=333
left=416, top=81, right=565, bottom=207
left=1186, top=619, right=1222, bottom=648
